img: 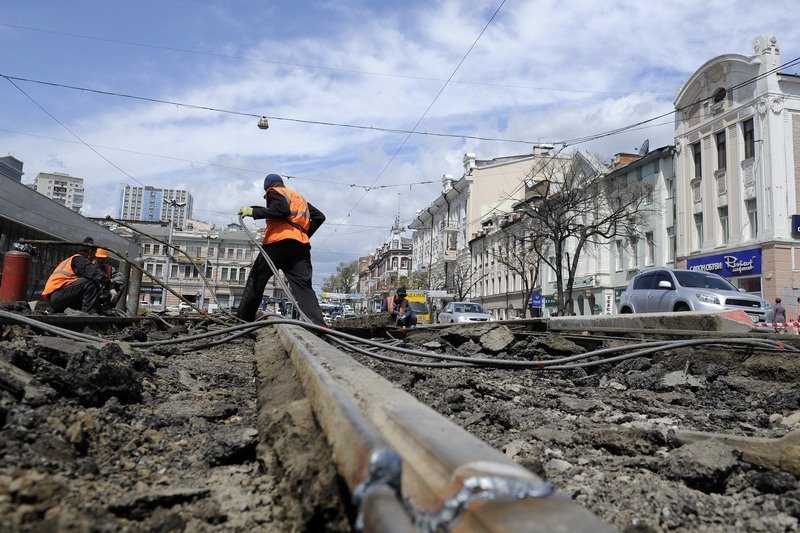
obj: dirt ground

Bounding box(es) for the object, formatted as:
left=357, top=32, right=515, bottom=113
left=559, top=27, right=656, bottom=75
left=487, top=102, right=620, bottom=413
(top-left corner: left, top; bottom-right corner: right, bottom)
left=354, top=324, right=800, bottom=532
left=0, top=317, right=348, bottom=532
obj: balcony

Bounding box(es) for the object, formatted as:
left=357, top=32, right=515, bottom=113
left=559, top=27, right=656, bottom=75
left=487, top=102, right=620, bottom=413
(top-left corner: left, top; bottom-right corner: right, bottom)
left=442, top=223, right=460, bottom=233
left=443, top=248, right=458, bottom=260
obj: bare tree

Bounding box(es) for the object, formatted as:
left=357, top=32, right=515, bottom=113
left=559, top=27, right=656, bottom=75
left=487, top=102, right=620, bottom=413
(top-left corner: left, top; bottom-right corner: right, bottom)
left=519, top=153, right=655, bottom=315
left=491, top=216, right=549, bottom=314
left=450, top=258, right=486, bottom=301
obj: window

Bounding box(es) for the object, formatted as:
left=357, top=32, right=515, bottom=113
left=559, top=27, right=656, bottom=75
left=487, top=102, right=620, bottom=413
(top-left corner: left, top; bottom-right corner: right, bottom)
left=743, top=119, right=755, bottom=159
left=615, top=241, right=623, bottom=272
left=692, top=142, right=702, bottom=178
left=205, top=266, right=213, bottom=278
left=629, top=237, right=639, bottom=269
left=221, top=267, right=228, bottom=280
left=170, top=265, right=178, bottom=278
left=239, top=269, right=246, bottom=283
left=155, top=264, right=163, bottom=277
left=694, top=213, right=704, bottom=248
left=718, top=207, right=729, bottom=245
left=144, top=243, right=152, bottom=254
left=183, top=265, right=191, bottom=278
left=633, top=273, right=655, bottom=290
left=653, top=160, right=660, bottom=174
left=713, top=88, right=726, bottom=103
left=645, top=232, right=655, bottom=266
left=645, top=185, right=654, bottom=204
left=716, top=131, right=726, bottom=170
left=745, top=199, right=758, bottom=239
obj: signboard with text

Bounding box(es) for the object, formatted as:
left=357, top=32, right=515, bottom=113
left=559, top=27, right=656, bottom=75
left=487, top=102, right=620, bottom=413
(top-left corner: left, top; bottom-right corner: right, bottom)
left=686, top=248, right=761, bottom=278
left=792, top=214, right=800, bottom=235
left=529, top=291, right=543, bottom=309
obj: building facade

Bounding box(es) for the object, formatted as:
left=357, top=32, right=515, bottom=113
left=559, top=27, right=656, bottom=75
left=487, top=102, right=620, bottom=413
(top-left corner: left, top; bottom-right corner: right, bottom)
left=365, top=214, right=412, bottom=296
left=99, top=219, right=261, bottom=310
left=410, top=149, right=554, bottom=294
left=0, top=156, right=24, bottom=182
left=118, top=184, right=194, bottom=228
left=33, top=172, right=84, bottom=213
left=674, top=34, right=800, bottom=303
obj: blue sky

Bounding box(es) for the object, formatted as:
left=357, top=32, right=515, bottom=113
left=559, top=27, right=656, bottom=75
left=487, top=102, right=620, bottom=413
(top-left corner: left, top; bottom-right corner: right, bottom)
left=2, top=1, right=800, bottom=285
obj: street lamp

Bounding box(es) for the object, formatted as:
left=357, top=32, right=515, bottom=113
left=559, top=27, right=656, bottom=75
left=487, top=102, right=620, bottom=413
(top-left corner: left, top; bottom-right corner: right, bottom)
left=160, top=198, right=185, bottom=311
left=199, top=233, right=218, bottom=311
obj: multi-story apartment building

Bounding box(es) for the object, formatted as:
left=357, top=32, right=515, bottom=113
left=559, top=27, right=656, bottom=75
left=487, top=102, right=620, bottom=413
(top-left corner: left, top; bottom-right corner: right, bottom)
left=118, top=184, right=193, bottom=228
left=365, top=214, right=412, bottom=296
left=0, top=155, right=24, bottom=182
left=410, top=148, right=554, bottom=293
left=100, top=219, right=261, bottom=310
left=674, top=34, right=800, bottom=303
left=33, top=172, right=84, bottom=213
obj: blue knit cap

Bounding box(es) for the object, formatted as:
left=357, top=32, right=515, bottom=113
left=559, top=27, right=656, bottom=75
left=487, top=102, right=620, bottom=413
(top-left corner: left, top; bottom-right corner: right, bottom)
left=263, top=173, right=284, bottom=189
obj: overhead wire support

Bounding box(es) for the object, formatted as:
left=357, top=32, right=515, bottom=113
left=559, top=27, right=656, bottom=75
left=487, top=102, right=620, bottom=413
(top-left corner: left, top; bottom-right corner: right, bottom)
left=315, top=0, right=509, bottom=249
left=0, top=73, right=549, bottom=146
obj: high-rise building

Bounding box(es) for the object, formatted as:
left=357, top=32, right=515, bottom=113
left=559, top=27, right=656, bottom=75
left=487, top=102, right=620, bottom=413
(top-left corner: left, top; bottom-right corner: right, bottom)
left=117, top=184, right=193, bottom=228
left=33, top=172, right=84, bottom=213
left=0, top=155, right=24, bottom=182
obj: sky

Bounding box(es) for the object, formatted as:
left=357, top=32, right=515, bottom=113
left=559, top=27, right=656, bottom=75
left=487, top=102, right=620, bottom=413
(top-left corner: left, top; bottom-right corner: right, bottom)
left=2, top=0, right=800, bottom=288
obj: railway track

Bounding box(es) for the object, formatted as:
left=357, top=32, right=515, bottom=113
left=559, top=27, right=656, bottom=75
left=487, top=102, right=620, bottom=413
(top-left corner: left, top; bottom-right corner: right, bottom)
left=3, top=310, right=800, bottom=530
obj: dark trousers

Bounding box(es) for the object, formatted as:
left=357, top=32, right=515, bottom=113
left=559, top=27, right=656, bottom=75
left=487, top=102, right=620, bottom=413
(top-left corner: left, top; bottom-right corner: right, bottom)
left=49, top=277, right=101, bottom=314
left=237, top=240, right=326, bottom=327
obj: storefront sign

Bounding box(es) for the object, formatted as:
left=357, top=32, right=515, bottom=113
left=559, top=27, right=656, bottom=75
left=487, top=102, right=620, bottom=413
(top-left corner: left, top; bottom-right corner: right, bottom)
left=792, top=214, right=800, bottom=235
left=604, top=289, right=614, bottom=314
left=139, top=286, right=161, bottom=294
left=529, top=291, right=543, bottom=309
left=686, top=248, right=761, bottom=278
left=544, top=295, right=557, bottom=308
left=573, top=276, right=594, bottom=288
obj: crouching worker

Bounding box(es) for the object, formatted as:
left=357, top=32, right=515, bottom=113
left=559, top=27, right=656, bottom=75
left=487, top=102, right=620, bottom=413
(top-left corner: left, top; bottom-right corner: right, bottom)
left=93, top=248, right=127, bottom=310
left=382, top=287, right=417, bottom=328
left=42, top=238, right=110, bottom=314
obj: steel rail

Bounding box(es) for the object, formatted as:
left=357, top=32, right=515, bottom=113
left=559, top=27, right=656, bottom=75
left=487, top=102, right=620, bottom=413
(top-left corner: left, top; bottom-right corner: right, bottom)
left=270, top=324, right=612, bottom=532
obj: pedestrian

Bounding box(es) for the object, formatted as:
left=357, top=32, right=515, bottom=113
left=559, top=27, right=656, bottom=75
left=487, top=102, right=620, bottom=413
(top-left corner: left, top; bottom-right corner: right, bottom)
left=383, top=286, right=417, bottom=328
left=237, top=174, right=327, bottom=326
left=773, top=297, right=786, bottom=328
left=41, top=237, right=110, bottom=314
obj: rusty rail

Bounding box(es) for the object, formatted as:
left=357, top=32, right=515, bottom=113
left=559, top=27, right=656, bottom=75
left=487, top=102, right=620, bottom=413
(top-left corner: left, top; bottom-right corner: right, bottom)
left=266, top=324, right=611, bottom=532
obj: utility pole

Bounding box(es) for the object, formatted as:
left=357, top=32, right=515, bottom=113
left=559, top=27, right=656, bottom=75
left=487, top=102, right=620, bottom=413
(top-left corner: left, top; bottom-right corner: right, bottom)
left=199, top=233, right=217, bottom=311
left=161, top=220, right=174, bottom=311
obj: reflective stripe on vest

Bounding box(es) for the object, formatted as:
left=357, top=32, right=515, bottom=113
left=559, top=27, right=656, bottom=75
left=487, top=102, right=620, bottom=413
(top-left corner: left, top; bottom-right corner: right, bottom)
left=263, top=186, right=311, bottom=245
left=42, top=254, right=80, bottom=297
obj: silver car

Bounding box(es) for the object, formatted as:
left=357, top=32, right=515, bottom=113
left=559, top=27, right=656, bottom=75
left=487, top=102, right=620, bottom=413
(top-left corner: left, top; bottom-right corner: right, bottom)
left=619, top=268, right=771, bottom=322
left=438, top=302, right=492, bottom=324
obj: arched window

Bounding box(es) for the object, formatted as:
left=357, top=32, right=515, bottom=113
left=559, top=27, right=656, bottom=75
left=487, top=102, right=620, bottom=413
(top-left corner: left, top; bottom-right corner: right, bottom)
left=713, top=88, right=726, bottom=103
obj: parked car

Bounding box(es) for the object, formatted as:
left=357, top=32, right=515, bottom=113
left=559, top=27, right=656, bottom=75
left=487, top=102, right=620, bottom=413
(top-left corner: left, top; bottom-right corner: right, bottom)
left=619, top=268, right=772, bottom=322
left=438, top=302, right=492, bottom=324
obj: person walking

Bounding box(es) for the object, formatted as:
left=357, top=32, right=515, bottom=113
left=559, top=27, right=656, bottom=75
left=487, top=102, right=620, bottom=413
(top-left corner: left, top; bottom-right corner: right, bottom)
left=237, top=174, right=326, bottom=326
left=773, top=297, right=787, bottom=329
left=42, top=237, right=109, bottom=314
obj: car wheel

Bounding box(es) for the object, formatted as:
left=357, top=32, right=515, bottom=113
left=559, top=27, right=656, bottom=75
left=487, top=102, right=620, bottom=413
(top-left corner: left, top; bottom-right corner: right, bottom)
left=674, top=302, right=690, bottom=312
left=620, top=306, right=633, bottom=314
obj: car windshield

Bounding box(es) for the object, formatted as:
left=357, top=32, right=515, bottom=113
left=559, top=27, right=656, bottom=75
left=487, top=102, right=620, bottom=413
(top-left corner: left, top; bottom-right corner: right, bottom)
left=454, top=303, right=487, bottom=314
left=674, top=271, right=737, bottom=290
left=409, top=302, right=429, bottom=314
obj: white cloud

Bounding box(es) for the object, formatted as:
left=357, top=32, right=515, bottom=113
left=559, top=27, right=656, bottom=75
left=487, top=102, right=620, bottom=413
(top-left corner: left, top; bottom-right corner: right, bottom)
left=3, top=0, right=800, bottom=285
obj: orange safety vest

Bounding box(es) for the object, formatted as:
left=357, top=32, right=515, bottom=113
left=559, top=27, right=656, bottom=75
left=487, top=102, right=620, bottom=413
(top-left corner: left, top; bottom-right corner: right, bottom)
left=42, top=254, right=81, bottom=297
left=263, top=186, right=311, bottom=245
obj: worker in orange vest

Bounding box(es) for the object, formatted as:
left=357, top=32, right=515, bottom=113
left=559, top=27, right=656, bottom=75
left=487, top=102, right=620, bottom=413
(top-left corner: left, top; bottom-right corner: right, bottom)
left=42, top=237, right=110, bottom=314
left=237, top=174, right=326, bottom=326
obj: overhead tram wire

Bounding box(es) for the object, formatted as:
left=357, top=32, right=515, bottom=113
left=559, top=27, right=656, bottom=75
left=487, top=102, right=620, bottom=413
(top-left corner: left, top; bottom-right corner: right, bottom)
left=0, top=74, right=548, bottom=146
left=0, top=22, right=671, bottom=98
left=0, top=127, right=443, bottom=192
left=314, top=0, right=508, bottom=250
left=2, top=76, right=149, bottom=189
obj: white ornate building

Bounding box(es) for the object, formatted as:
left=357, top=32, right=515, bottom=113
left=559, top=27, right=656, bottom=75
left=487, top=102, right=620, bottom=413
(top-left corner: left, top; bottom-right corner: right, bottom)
left=674, top=34, right=800, bottom=303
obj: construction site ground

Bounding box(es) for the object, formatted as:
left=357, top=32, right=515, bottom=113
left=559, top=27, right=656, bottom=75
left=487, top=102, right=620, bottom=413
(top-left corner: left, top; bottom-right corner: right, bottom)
left=2, top=310, right=800, bottom=531
left=356, top=325, right=800, bottom=531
